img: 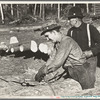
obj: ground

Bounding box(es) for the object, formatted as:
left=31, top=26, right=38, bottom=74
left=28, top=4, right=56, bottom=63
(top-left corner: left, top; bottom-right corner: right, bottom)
left=0, top=20, right=100, bottom=98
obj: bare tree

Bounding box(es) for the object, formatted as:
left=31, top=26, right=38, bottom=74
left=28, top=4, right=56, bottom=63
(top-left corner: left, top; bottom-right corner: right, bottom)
left=39, top=4, right=42, bottom=17
left=11, top=4, right=13, bottom=16
left=58, top=4, right=60, bottom=19
left=0, top=4, right=4, bottom=23
left=34, top=4, right=37, bottom=15
left=42, top=4, right=45, bottom=21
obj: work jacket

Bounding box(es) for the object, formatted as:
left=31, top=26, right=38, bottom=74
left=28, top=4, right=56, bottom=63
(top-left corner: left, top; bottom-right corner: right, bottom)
left=46, top=35, right=86, bottom=69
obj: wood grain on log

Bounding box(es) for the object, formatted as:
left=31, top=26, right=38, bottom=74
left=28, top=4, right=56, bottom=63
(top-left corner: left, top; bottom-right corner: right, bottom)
left=39, top=41, right=54, bottom=55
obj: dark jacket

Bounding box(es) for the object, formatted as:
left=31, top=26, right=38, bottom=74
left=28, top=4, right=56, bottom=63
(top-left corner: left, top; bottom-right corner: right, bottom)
left=67, top=22, right=100, bottom=67
left=67, top=22, right=100, bottom=56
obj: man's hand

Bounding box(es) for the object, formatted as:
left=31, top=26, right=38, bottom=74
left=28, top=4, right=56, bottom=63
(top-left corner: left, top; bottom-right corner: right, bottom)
left=35, top=65, right=47, bottom=82
left=47, top=67, right=58, bottom=74
left=83, top=50, right=93, bottom=59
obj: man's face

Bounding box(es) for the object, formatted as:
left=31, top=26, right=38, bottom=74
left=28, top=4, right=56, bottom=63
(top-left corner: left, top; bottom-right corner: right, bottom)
left=44, top=30, right=58, bottom=43
left=69, top=18, right=78, bottom=27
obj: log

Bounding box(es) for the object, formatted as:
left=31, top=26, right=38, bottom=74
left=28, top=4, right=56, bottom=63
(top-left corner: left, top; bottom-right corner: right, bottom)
left=28, top=15, right=37, bottom=21
left=30, top=40, right=38, bottom=52
left=8, top=39, right=54, bottom=54
left=10, top=45, right=26, bottom=53
left=39, top=43, right=48, bottom=54
left=0, top=25, right=43, bottom=32
left=10, top=36, right=19, bottom=44
left=8, top=43, right=21, bottom=53
left=10, top=46, right=19, bottom=53
left=0, top=19, right=57, bottom=32
left=9, top=40, right=38, bottom=53
left=39, top=41, right=54, bottom=55
left=4, top=36, right=48, bottom=53
left=9, top=19, right=20, bottom=25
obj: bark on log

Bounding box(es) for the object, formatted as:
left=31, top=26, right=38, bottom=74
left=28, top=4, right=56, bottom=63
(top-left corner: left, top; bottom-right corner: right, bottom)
left=7, top=38, right=48, bottom=53
left=9, top=19, right=20, bottom=25
left=9, top=40, right=38, bottom=53
left=0, top=20, right=57, bottom=32
left=10, top=44, right=30, bottom=53
left=0, top=25, right=42, bottom=32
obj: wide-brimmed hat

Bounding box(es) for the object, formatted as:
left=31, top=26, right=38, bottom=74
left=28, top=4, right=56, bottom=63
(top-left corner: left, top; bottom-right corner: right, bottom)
left=41, top=24, right=61, bottom=35
left=68, top=6, right=84, bottom=20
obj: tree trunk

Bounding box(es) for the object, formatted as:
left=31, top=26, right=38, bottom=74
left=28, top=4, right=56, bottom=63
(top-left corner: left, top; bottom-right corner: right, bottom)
left=94, top=4, right=96, bottom=15
left=42, top=4, right=45, bottom=21
left=39, top=4, right=42, bottom=17
left=17, top=4, right=19, bottom=18
left=51, top=4, right=53, bottom=8
left=73, top=3, right=75, bottom=6
left=58, top=4, right=60, bottom=19
left=0, top=4, right=4, bottom=23
left=34, top=4, right=37, bottom=15
left=11, top=4, right=13, bottom=16
left=86, top=3, right=89, bottom=13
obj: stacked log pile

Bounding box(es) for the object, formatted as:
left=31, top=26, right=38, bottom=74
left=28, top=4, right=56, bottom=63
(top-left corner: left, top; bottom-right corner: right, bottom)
left=0, top=35, right=54, bottom=56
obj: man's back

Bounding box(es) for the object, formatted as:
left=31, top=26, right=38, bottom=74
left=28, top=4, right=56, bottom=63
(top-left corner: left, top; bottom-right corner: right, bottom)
left=62, top=36, right=86, bottom=67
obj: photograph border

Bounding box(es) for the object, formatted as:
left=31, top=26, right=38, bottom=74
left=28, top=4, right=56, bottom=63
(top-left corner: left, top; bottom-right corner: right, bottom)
left=0, top=0, right=100, bottom=100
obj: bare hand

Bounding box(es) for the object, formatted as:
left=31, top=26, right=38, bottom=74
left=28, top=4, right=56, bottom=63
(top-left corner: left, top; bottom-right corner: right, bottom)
left=47, top=67, right=58, bottom=74
left=83, top=50, right=93, bottom=59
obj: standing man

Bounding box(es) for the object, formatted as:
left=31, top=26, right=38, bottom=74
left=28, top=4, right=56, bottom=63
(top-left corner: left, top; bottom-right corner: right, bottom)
left=67, top=6, right=100, bottom=85
left=35, top=24, right=96, bottom=90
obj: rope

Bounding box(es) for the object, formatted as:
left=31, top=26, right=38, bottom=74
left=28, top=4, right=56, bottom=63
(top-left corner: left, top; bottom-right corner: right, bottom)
left=44, top=76, right=56, bottom=96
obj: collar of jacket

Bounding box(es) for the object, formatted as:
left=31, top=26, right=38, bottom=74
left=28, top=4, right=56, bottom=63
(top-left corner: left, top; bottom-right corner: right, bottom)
left=77, top=22, right=86, bottom=30
left=72, top=22, right=86, bottom=30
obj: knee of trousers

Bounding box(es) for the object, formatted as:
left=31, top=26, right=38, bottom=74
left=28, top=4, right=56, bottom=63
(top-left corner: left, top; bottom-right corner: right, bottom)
left=80, top=81, right=95, bottom=90
left=78, top=73, right=95, bottom=90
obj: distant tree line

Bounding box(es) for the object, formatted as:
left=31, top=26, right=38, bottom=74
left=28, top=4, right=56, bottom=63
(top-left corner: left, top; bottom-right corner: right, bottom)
left=0, top=3, right=98, bottom=25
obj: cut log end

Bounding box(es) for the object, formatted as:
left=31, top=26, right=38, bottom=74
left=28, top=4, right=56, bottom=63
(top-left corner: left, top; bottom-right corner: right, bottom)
left=20, top=45, right=24, bottom=52
left=39, top=43, right=48, bottom=54
left=30, top=40, right=38, bottom=53
left=11, top=48, right=14, bottom=53
left=10, top=36, right=19, bottom=44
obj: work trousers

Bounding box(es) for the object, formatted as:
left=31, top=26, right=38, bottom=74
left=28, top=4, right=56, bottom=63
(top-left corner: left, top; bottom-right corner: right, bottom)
left=63, top=57, right=97, bottom=90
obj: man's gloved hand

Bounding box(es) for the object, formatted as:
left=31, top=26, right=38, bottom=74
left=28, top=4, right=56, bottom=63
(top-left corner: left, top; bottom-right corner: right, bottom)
left=83, top=50, right=93, bottom=59
left=35, top=65, right=47, bottom=82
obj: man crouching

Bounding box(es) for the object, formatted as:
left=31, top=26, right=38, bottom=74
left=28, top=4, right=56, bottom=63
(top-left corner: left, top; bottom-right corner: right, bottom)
left=35, top=24, right=95, bottom=90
